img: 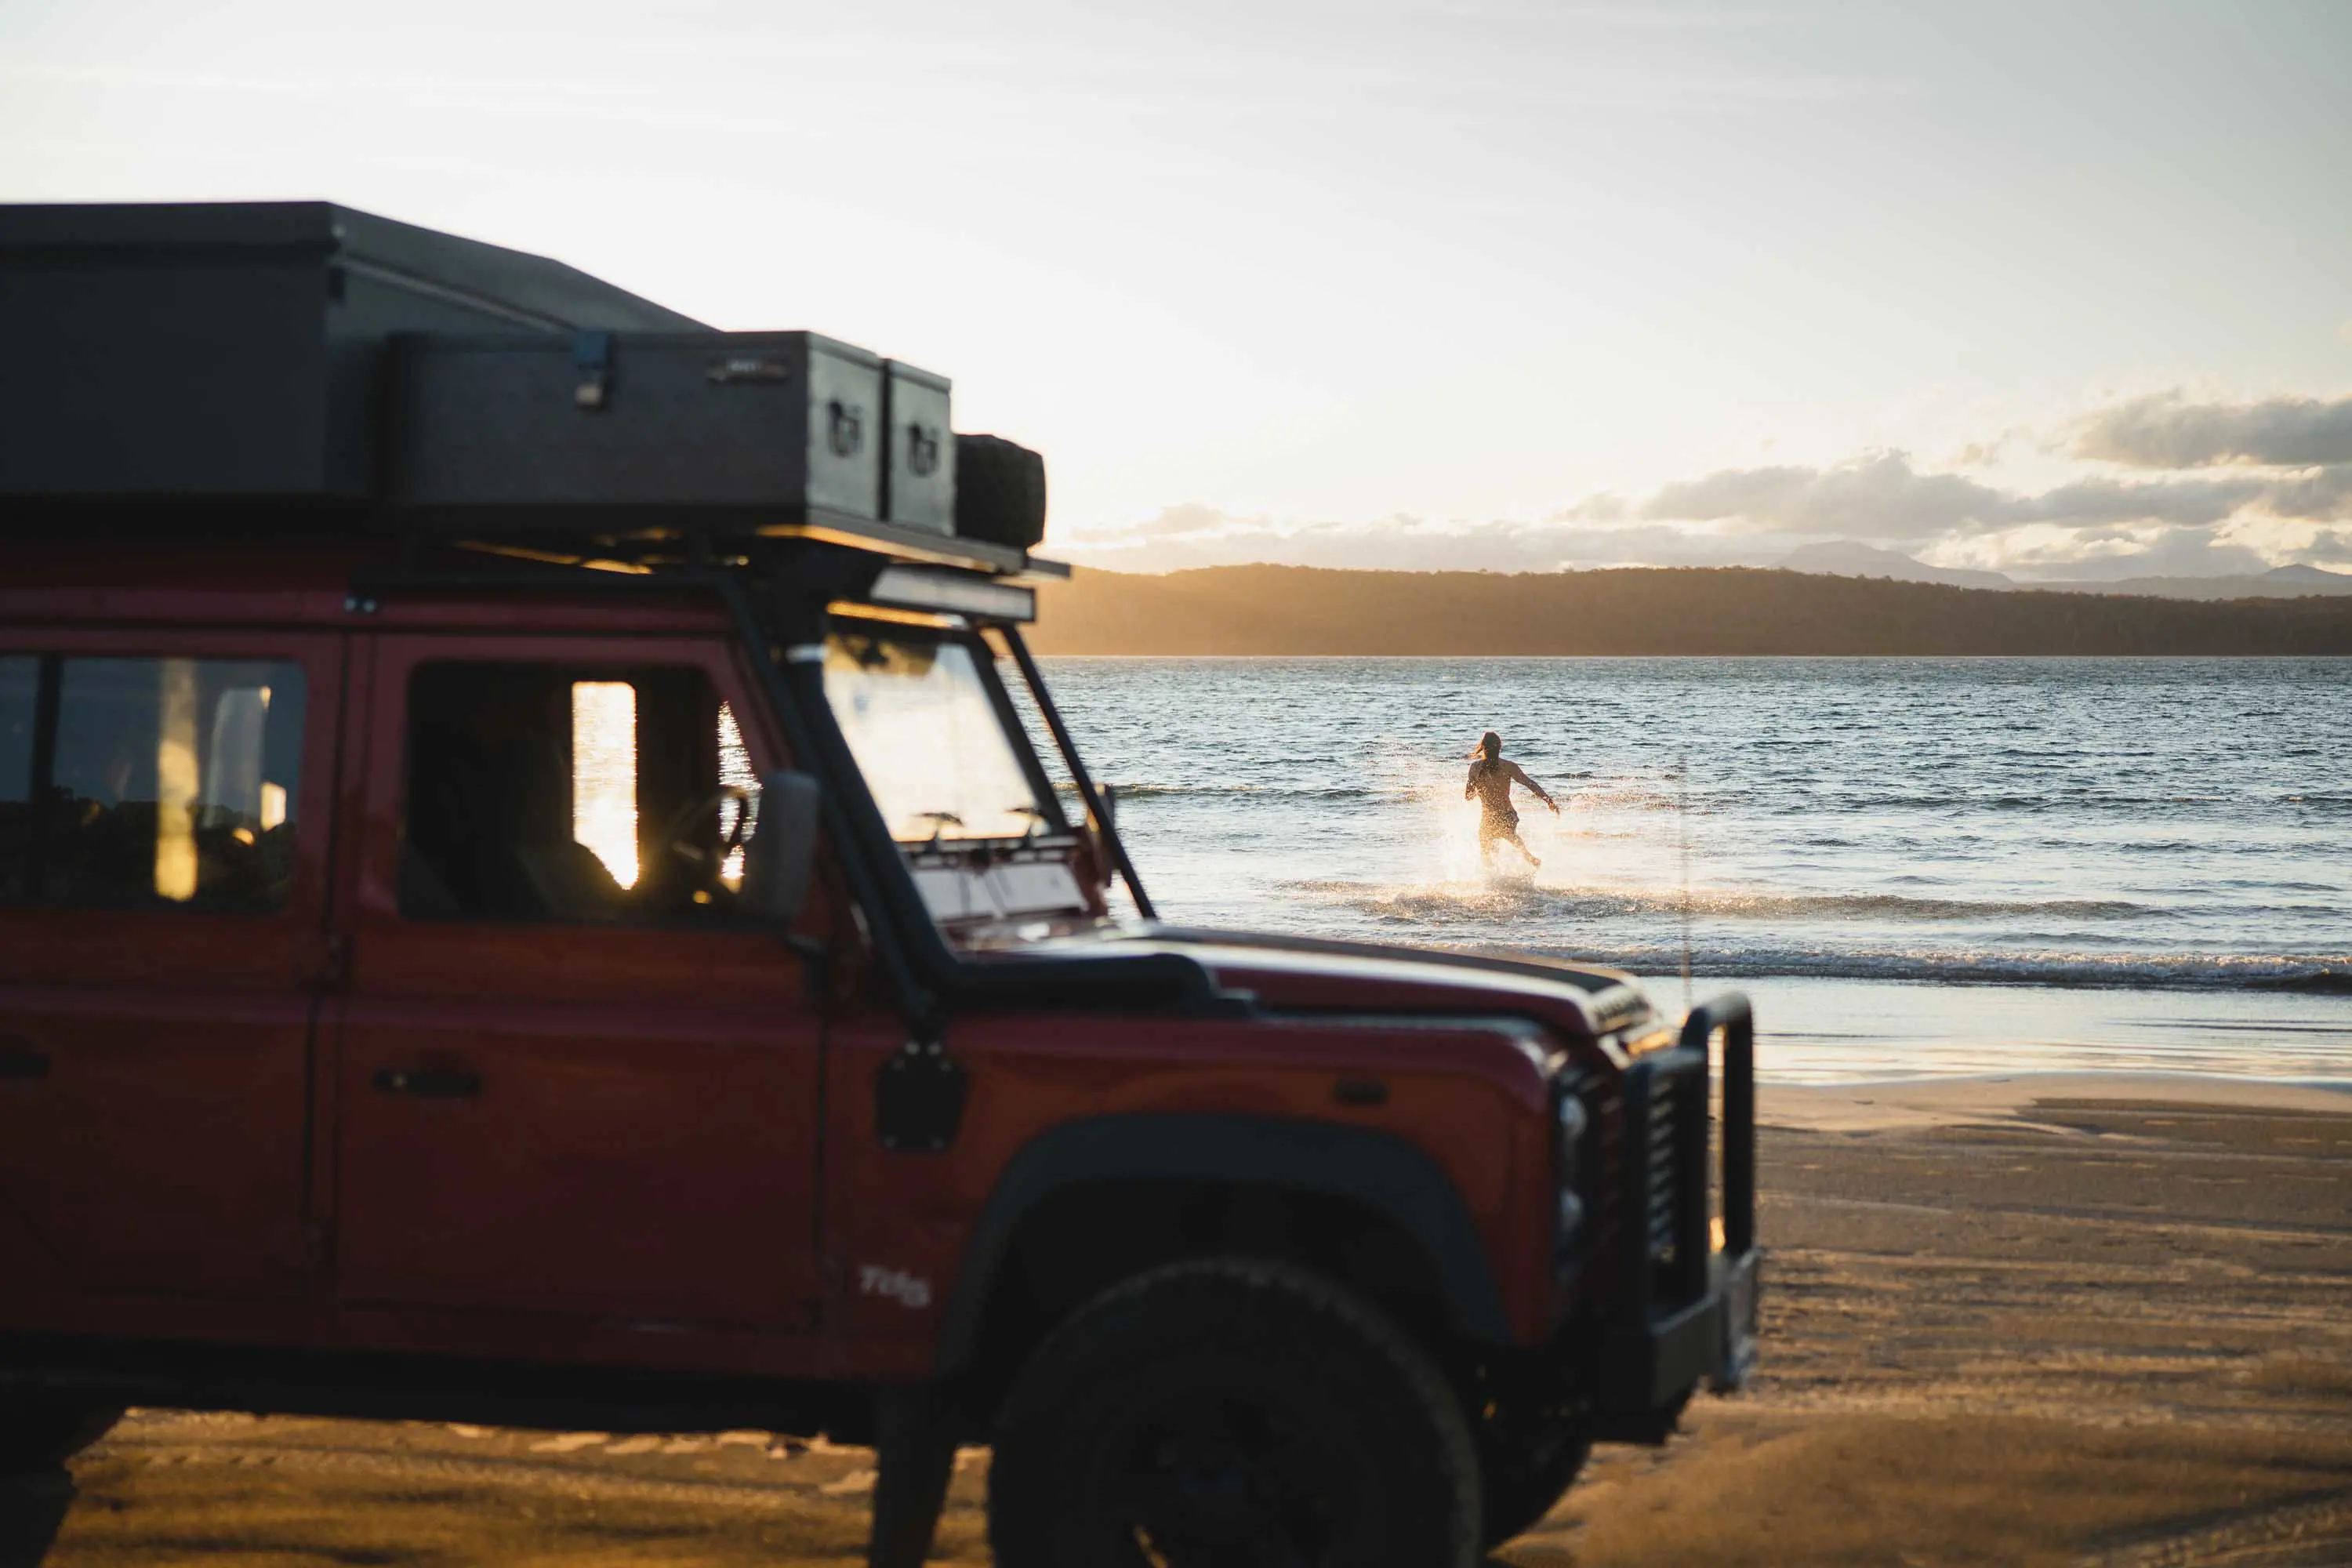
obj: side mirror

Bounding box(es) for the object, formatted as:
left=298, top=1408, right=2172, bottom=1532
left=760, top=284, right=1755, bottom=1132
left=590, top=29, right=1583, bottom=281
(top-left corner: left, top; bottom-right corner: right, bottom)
left=739, top=771, right=821, bottom=923
left=1097, top=781, right=1119, bottom=829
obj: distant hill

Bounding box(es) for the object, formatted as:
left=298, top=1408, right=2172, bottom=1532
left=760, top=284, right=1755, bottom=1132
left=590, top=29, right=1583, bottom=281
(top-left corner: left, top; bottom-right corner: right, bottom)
left=1029, top=565, right=2352, bottom=656
left=1769, top=547, right=2352, bottom=601
left=1776, top=542, right=2013, bottom=589
left=2051, top=564, right=2352, bottom=601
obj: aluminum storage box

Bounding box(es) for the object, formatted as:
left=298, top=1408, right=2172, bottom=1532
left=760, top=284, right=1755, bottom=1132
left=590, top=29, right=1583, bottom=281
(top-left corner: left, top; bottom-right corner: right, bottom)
left=388, top=332, right=886, bottom=524
left=880, top=361, right=955, bottom=535
left=0, top=202, right=702, bottom=508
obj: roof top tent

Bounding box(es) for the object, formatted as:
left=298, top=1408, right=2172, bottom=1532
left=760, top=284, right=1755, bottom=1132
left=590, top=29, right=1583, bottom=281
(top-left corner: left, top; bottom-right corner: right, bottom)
left=0, top=201, right=705, bottom=506
left=0, top=200, right=1054, bottom=588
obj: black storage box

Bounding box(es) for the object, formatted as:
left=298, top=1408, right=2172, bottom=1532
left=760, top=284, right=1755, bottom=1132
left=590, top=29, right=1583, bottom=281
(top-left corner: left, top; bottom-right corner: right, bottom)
left=880, top=360, right=955, bottom=535
left=388, top=331, right=887, bottom=525
left=0, top=202, right=703, bottom=508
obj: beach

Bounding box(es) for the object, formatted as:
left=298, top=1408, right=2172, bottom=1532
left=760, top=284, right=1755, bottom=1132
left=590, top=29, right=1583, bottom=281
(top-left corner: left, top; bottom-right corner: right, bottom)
left=13, top=1072, right=2348, bottom=1567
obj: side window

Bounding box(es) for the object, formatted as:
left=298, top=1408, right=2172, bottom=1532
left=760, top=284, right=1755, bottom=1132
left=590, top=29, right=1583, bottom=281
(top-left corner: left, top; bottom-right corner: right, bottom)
left=0, top=655, right=306, bottom=912
left=397, top=661, right=763, bottom=925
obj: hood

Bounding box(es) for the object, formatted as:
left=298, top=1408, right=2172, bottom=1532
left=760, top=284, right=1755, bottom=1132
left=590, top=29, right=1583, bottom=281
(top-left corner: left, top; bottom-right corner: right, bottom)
left=1094, top=925, right=1662, bottom=1068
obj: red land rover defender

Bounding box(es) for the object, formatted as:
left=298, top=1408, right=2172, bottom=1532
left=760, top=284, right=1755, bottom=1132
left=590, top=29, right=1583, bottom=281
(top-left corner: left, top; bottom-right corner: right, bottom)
left=0, top=204, right=1759, bottom=1568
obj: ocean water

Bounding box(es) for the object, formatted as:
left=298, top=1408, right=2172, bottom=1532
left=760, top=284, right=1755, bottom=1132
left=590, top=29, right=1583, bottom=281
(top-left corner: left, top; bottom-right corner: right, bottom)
left=1034, top=656, right=2352, bottom=1083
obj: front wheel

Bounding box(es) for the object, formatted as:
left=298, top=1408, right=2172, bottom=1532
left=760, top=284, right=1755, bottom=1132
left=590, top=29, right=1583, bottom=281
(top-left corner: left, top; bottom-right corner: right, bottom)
left=1478, top=1414, right=1590, bottom=1548
left=989, top=1258, right=1485, bottom=1568
left=0, top=1395, right=122, bottom=1475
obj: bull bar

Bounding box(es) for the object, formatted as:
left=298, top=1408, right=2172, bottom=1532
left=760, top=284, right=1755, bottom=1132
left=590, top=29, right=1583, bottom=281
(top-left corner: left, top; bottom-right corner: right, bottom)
left=1592, top=992, right=1759, bottom=1438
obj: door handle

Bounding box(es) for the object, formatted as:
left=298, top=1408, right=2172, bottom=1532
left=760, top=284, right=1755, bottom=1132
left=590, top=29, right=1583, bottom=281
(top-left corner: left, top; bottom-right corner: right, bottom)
left=372, top=1066, right=482, bottom=1100
left=0, top=1039, right=49, bottom=1081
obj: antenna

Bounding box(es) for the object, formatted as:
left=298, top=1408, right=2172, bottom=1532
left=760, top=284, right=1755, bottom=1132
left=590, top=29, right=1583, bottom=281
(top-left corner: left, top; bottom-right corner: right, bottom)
left=1677, top=754, right=1693, bottom=1011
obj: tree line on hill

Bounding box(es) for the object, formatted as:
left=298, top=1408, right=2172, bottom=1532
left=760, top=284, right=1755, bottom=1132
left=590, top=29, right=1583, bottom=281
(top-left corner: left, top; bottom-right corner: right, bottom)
left=1027, top=565, right=2352, bottom=656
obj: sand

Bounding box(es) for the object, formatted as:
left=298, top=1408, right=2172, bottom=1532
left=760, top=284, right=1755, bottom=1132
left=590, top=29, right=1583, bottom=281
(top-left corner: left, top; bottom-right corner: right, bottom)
left=7, top=1074, right=2349, bottom=1567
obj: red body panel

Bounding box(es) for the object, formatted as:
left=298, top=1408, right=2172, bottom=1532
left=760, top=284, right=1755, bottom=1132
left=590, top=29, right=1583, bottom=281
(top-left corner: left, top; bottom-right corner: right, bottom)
left=0, top=623, right=341, bottom=1330
left=1, top=547, right=1621, bottom=1379
left=327, top=631, right=825, bottom=1353
left=826, top=1007, right=1558, bottom=1364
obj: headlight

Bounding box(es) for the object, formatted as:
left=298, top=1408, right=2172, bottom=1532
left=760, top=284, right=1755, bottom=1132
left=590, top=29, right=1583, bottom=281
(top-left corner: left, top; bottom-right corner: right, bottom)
left=1557, top=1187, right=1586, bottom=1240
left=1554, top=1086, right=1589, bottom=1253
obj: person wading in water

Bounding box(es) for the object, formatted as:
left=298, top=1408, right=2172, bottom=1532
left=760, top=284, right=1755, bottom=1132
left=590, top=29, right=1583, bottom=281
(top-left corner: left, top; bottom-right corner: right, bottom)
left=1465, top=731, right=1558, bottom=869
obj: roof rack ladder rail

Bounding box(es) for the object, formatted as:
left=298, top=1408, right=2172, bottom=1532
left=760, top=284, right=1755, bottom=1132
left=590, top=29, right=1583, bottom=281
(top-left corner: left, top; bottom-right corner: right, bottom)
left=996, top=625, right=1156, bottom=920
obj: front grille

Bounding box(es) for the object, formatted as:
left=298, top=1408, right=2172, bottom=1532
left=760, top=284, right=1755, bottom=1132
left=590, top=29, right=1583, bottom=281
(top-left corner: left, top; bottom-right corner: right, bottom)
left=1647, top=1075, right=1679, bottom=1265
left=1627, top=1054, right=1708, bottom=1312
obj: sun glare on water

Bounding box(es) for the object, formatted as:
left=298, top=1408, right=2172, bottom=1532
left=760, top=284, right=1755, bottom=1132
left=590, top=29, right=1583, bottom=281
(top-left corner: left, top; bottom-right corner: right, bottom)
left=1338, top=743, right=1690, bottom=930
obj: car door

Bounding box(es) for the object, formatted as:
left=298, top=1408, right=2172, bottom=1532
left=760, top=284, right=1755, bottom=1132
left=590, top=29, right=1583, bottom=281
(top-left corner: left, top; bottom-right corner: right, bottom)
left=330, top=633, right=826, bottom=1350
left=0, top=630, right=339, bottom=1318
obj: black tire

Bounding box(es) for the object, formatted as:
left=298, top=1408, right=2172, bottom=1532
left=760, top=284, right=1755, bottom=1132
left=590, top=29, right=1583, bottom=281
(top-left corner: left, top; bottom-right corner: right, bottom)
left=988, top=1258, right=1483, bottom=1568
left=1477, top=1416, right=1590, bottom=1548
left=0, top=1396, right=121, bottom=1475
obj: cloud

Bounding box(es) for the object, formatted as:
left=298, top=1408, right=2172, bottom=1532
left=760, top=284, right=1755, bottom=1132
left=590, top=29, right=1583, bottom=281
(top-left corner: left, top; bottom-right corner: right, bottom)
left=2010, top=473, right=2271, bottom=528
left=2267, top=463, right=2352, bottom=519
left=1070, top=394, right=2352, bottom=578
left=2074, top=392, right=2352, bottom=468
left=1991, top=525, right=2272, bottom=582
left=1112, top=502, right=1254, bottom=539
left=1553, top=492, right=1628, bottom=523
left=1059, top=514, right=1788, bottom=574
left=1638, top=452, right=2008, bottom=539
left=1628, top=449, right=2334, bottom=539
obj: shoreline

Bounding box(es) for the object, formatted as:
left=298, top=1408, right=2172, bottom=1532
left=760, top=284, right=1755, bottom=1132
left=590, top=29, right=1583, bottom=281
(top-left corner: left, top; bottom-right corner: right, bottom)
left=1638, top=975, right=2352, bottom=1086
left=1760, top=1070, right=2352, bottom=1131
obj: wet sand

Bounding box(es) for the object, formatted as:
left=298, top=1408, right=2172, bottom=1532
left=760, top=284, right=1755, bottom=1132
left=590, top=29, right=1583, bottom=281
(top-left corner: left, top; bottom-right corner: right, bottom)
left=12, top=1076, right=2350, bottom=1567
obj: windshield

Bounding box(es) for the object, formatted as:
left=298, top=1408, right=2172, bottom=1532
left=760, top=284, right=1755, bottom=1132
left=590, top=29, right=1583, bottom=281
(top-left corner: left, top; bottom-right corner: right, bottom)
left=822, top=626, right=1057, bottom=842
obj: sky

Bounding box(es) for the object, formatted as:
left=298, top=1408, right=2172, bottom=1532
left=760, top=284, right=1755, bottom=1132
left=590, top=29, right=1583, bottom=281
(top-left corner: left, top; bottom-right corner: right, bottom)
left=5, top=1, right=2349, bottom=579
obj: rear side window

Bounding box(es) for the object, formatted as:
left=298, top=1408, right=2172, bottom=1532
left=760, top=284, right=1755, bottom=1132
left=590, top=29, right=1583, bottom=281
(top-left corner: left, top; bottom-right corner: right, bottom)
left=398, top=660, right=763, bottom=925
left=0, top=655, right=306, bottom=912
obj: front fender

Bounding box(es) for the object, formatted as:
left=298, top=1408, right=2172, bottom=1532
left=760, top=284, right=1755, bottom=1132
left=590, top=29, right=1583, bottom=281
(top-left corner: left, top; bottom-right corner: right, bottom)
left=933, top=1112, right=1514, bottom=1371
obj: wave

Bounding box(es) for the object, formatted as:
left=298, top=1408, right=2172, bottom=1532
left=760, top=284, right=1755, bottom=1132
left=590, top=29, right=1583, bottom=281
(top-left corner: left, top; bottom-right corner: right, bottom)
left=1262, top=877, right=2352, bottom=991
left=1250, top=930, right=2352, bottom=994
left=1283, top=879, right=2155, bottom=924
left=1548, top=946, right=2352, bottom=995
left=1058, top=782, right=1387, bottom=803
left=1698, top=793, right=2300, bottom=818
left=2283, top=794, right=2352, bottom=812
left=1067, top=779, right=2352, bottom=819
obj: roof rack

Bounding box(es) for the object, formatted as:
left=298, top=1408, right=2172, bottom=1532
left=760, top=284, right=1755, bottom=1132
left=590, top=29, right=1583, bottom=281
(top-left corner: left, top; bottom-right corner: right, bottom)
left=444, top=513, right=1066, bottom=583
left=1, top=201, right=1062, bottom=583
left=418, top=524, right=1064, bottom=625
